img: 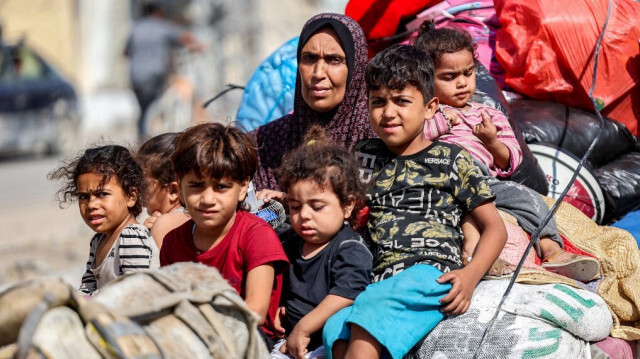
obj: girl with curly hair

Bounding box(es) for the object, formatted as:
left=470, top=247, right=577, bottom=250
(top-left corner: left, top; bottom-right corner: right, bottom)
left=49, top=145, right=159, bottom=295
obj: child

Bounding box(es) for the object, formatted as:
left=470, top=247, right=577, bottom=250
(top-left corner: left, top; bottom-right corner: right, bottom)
left=271, top=127, right=373, bottom=359
left=136, top=132, right=190, bottom=246
left=414, top=22, right=600, bottom=281
left=49, top=145, right=160, bottom=295
left=322, top=44, right=507, bottom=359
left=159, top=123, right=289, bottom=347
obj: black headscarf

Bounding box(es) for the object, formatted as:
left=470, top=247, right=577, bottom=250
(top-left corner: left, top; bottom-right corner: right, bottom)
left=251, top=13, right=376, bottom=191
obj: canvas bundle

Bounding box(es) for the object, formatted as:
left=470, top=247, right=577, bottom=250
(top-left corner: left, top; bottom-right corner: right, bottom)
left=0, top=263, right=269, bottom=359
left=408, top=280, right=613, bottom=359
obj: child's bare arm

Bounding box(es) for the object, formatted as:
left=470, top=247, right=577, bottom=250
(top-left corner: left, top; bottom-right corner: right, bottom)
left=245, top=263, right=276, bottom=325
left=437, top=201, right=506, bottom=315
left=282, top=294, right=354, bottom=359
left=474, top=112, right=511, bottom=170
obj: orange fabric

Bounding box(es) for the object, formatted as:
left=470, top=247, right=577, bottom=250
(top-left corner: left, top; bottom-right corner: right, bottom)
left=494, top=0, right=640, bottom=136
left=533, top=235, right=599, bottom=266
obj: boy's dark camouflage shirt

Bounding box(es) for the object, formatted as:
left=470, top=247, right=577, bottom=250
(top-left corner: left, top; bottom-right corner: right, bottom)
left=355, top=139, right=494, bottom=282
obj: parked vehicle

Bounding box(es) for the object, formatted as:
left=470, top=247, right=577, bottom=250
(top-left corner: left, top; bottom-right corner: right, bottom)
left=0, top=40, right=80, bottom=157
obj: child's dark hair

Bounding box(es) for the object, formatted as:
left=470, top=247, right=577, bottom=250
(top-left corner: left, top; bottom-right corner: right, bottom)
left=137, top=132, right=179, bottom=187
left=49, top=145, right=146, bottom=216
left=365, top=44, right=434, bottom=104
left=276, top=126, right=365, bottom=225
left=172, top=122, right=257, bottom=183
left=413, top=21, right=477, bottom=67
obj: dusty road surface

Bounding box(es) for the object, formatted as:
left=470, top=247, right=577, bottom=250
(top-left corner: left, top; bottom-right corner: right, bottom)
left=0, top=100, right=140, bottom=291
left=0, top=155, right=92, bottom=290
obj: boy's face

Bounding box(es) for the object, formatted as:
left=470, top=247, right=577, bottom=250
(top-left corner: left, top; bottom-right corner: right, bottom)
left=434, top=50, right=476, bottom=108
left=179, top=170, right=248, bottom=236
left=287, top=179, right=354, bottom=247
left=368, top=85, right=438, bottom=156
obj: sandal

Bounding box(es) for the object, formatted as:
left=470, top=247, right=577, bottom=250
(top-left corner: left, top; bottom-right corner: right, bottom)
left=541, top=250, right=600, bottom=282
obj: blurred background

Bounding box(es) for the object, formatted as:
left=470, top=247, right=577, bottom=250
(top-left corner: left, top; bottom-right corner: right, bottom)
left=0, top=0, right=347, bottom=289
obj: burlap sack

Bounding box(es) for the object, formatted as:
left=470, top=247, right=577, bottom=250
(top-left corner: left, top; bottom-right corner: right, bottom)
left=0, top=263, right=270, bottom=359
left=499, top=197, right=640, bottom=340
left=410, top=280, right=612, bottom=359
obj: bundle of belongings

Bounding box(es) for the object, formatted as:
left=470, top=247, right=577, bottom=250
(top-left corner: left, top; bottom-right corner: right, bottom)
left=407, top=198, right=640, bottom=358
left=0, top=263, right=269, bottom=358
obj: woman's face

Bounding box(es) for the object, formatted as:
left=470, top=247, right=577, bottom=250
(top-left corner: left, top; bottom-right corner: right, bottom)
left=299, top=28, right=349, bottom=113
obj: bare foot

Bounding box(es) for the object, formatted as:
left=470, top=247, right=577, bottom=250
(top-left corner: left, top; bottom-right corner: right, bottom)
left=486, top=258, right=515, bottom=277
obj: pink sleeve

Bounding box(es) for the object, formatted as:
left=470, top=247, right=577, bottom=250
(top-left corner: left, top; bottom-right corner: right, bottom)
left=423, top=109, right=451, bottom=140
left=482, top=105, right=523, bottom=177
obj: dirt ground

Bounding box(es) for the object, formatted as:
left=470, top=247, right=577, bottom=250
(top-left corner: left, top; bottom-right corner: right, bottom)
left=0, top=201, right=91, bottom=291
left=0, top=113, right=140, bottom=292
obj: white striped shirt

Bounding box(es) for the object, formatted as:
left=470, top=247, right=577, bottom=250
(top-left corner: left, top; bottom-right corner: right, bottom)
left=78, top=224, right=159, bottom=295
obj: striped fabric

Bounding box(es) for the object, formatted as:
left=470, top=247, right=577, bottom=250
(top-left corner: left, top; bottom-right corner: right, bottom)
left=78, top=223, right=159, bottom=295
left=424, top=102, right=522, bottom=178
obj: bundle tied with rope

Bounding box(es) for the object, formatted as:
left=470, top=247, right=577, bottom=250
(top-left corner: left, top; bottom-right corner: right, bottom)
left=0, top=263, right=269, bottom=359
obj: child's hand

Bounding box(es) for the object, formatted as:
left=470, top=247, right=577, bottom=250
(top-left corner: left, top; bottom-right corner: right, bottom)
left=443, top=109, right=461, bottom=128
left=281, top=325, right=311, bottom=359
left=256, top=189, right=286, bottom=204
left=273, top=306, right=287, bottom=339
left=473, top=112, right=498, bottom=145
left=143, top=211, right=161, bottom=230
left=436, top=268, right=478, bottom=315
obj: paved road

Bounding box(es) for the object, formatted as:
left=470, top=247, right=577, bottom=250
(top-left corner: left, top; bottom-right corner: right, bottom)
left=0, top=155, right=92, bottom=289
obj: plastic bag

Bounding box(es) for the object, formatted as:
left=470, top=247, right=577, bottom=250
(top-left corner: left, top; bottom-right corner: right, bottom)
left=510, top=98, right=638, bottom=169
left=235, top=37, right=298, bottom=132
left=494, top=0, right=640, bottom=136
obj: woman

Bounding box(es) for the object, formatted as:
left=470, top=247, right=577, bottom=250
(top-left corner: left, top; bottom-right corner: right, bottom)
left=251, top=13, right=376, bottom=191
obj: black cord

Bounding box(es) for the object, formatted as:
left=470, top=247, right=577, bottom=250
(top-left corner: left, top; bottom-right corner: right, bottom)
left=472, top=0, right=613, bottom=356
left=202, top=83, right=245, bottom=109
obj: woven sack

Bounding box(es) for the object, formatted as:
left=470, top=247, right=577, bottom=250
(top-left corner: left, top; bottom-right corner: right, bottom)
left=409, top=280, right=612, bottom=358
left=0, top=263, right=269, bottom=359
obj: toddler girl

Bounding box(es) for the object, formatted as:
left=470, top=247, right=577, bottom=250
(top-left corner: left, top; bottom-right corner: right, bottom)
left=136, top=132, right=190, bottom=246
left=271, top=127, right=373, bottom=359
left=50, top=145, right=160, bottom=295
left=415, top=22, right=599, bottom=281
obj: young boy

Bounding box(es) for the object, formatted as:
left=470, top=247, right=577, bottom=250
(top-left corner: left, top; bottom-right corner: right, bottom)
left=160, top=123, right=289, bottom=347
left=322, top=45, right=507, bottom=359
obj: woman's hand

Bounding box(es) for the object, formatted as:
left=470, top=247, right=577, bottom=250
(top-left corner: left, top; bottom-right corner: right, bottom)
left=256, top=189, right=286, bottom=204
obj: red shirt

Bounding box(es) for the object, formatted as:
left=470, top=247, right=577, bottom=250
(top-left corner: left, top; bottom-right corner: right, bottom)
left=160, top=210, right=289, bottom=337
